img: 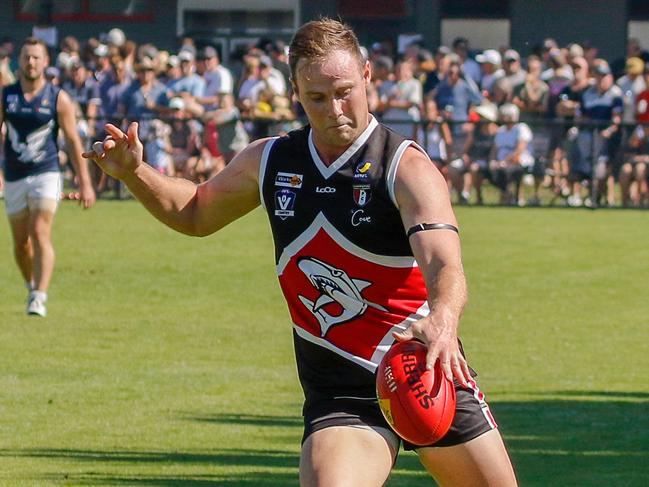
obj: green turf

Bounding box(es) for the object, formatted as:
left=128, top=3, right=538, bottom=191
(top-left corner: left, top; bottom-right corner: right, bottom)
left=0, top=200, right=647, bottom=486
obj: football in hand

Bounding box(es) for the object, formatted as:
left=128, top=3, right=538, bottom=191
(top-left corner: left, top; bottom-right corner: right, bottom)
left=376, top=340, right=456, bottom=446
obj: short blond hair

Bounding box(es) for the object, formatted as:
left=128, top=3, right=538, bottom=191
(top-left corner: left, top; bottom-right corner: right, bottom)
left=289, top=17, right=364, bottom=81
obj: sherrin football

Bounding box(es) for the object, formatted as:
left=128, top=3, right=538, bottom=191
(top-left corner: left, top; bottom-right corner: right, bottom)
left=376, top=340, right=456, bottom=446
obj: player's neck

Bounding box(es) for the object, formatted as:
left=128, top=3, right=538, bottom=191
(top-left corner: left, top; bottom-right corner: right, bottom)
left=20, top=75, right=47, bottom=98
left=312, top=115, right=371, bottom=166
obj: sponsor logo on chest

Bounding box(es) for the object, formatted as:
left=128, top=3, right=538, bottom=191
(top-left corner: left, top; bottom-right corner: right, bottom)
left=351, top=208, right=372, bottom=226
left=275, top=171, right=303, bottom=188
left=354, top=160, right=373, bottom=180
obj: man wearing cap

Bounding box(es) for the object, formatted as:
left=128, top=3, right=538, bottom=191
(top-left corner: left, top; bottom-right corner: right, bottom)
left=195, top=46, right=233, bottom=111
left=62, top=59, right=101, bottom=147
left=93, top=44, right=114, bottom=101
left=616, top=57, right=646, bottom=124
left=1, top=37, right=95, bottom=316
left=476, top=49, right=504, bottom=96
left=503, top=49, right=526, bottom=92
left=553, top=56, right=590, bottom=205
left=577, top=59, right=623, bottom=206
left=164, top=50, right=205, bottom=117
left=119, top=57, right=166, bottom=122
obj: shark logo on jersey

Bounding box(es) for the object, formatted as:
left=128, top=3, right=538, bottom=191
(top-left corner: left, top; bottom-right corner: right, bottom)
left=297, top=257, right=388, bottom=337
left=6, top=119, right=54, bottom=164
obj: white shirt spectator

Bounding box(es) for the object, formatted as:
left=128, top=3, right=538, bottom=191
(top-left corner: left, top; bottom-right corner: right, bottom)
left=495, top=122, right=534, bottom=167
left=617, top=75, right=647, bottom=123
left=238, top=78, right=265, bottom=104
left=204, top=65, right=234, bottom=97
left=416, top=124, right=447, bottom=160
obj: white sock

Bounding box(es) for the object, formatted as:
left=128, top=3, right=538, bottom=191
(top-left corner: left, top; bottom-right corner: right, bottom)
left=30, top=290, right=47, bottom=303
left=25, top=281, right=34, bottom=291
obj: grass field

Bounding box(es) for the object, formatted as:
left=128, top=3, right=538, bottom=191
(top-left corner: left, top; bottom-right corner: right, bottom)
left=1, top=200, right=648, bottom=486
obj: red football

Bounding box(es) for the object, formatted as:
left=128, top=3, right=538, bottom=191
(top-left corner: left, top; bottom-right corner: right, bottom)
left=376, top=340, right=456, bottom=446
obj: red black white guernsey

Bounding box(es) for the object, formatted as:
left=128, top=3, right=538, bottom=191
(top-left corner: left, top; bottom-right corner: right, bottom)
left=260, top=117, right=429, bottom=402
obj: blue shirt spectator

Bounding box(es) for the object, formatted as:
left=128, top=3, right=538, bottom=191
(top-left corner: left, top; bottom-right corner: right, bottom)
left=120, top=58, right=166, bottom=120
left=434, top=62, right=483, bottom=132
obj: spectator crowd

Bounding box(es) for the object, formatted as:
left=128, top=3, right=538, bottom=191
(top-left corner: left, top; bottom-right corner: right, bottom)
left=2, top=28, right=649, bottom=208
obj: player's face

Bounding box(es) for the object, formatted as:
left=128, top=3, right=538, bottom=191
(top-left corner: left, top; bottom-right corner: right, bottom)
left=294, top=49, right=370, bottom=152
left=19, top=44, right=49, bottom=81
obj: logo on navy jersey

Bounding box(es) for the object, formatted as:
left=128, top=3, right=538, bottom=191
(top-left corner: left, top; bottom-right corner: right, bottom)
left=297, top=257, right=388, bottom=336
left=6, top=94, right=19, bottom=113
left=316, top=186, right=336, bottom=193
left=6, top=119, right=54, bottom=163
left=353, top=160, right=373, bottom=180
left=275, top=189, right=296, bottom=219
left=275, top=172, right=303, bottom=188
left=353, top=184, right=371, bottom=206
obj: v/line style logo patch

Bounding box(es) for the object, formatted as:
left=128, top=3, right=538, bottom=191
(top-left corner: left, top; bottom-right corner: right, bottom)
left=275, top=189, right=296, bottom=219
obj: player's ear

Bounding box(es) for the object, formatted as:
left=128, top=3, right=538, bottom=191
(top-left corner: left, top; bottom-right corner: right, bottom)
left=363, top=60, right=371, bottom=86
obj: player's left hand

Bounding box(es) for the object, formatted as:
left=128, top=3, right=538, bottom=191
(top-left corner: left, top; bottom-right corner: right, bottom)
left=79, top=182, right=96, bottom=209
left=393, top=314, right=472, bottom=387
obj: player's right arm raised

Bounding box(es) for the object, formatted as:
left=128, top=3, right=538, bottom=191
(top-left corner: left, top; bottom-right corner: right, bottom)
left=84, top=122, right=263, bottom=236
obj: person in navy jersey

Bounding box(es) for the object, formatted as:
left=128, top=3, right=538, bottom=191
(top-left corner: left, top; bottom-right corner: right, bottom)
left=1, top=37, right=95, bottom=317
left=85, top=19, right=516, bottom=486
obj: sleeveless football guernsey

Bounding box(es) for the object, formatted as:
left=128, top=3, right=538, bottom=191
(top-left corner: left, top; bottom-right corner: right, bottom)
left=2, top=81, right=61, bottom=182
left=260, top=117, right=430, bottom=401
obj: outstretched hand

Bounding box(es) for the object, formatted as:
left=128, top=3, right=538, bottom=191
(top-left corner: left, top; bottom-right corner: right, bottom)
left=393, top=315, right=472, bottom=387
left=82, top=122, right=144, bottom=181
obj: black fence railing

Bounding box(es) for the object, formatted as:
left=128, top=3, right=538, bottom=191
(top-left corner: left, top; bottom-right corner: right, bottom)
left=71, top=115, right=649, bottom=208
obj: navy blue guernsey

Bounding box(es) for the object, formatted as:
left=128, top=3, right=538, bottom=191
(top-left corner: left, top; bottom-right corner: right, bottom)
left=2, top=81, right=61, bottom=182
left=260, top=117, right=432, bottom=403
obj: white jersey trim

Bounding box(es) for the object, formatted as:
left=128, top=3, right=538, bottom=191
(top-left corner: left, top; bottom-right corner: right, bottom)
left=386, top=140, right=428, bottom=209
left=308, top=116, right=379, bottom=180
left=467, top=378, right=497, bottom=429
left=276, top=211, right=418, bottom=276
left=258, top=137, right=280, bottom=210
left=369, top=300, right=430, bottom=366
left=292, top=299, right=429, bottom=372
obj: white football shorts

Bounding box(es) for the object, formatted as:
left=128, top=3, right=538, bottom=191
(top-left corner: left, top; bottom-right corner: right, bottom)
left=3, top=171, right=62, bottom=215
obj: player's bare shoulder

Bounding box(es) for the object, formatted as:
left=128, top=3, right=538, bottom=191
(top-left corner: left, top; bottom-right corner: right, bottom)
left=395, top=145, right=448, bottom=195
left=225, top=136, right=275, bottom=183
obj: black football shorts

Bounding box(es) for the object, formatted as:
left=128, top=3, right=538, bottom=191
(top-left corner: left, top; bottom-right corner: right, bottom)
left=302, top=377, right=497, bottom=450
